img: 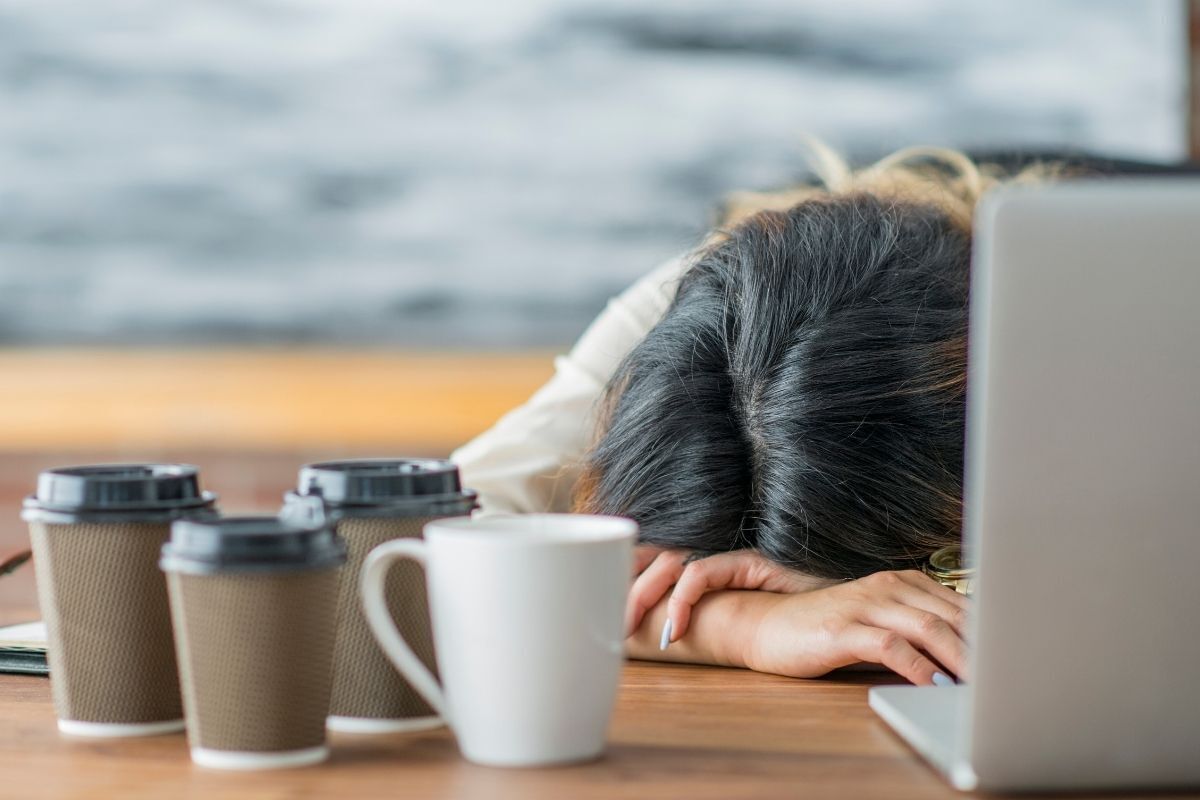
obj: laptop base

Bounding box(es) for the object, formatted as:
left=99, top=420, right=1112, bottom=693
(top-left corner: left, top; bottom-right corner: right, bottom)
left=868, top=685, right=978, bottom=792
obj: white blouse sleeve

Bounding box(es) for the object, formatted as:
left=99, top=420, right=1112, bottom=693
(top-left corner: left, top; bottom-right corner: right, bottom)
left=450, top=256, right=688, bottom=514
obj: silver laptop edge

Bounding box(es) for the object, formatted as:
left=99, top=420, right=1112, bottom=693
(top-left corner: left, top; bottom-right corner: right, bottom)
left=869, top=685, right=977, bottom=791
left=870, top=180, right=1200, bottom=793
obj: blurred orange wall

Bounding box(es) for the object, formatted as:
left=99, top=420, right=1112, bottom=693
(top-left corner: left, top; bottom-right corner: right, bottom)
left=0, top=349, right=554, bottom=455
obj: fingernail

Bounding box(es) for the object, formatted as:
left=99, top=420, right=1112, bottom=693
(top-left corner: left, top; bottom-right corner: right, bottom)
left=931, top=672, right=954, bottom=687
left=659, top=618, right=674, bottom=651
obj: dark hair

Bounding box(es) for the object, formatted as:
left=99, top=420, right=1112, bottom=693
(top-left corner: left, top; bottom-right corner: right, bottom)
left=576, top=193, right=971, bottom=579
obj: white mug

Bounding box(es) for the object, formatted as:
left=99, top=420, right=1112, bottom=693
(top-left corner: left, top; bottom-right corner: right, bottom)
left=359, top=513, right=636, bottom=767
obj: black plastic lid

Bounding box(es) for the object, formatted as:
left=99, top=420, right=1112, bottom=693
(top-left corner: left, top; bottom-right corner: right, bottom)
left=160, top=515, right=346, bottom=576
left=293, top=458, right=476, bottom=514
left=22, top=463, right=218, bottom=523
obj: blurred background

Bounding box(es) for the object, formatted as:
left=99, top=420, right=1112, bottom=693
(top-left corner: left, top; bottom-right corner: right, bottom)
left=0, top=1, right=1193, bottom=609
left=0, top=0, right=1184, bottom=349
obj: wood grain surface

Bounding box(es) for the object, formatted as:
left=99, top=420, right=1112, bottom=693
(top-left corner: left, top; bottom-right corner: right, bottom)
left=2, top=453, right=1198, bottom=798
left=4, top=562, right=1199, bottom=798
left=5, top=661, right=1200, bottom=800
left=0, top=663, right=922, bottom=800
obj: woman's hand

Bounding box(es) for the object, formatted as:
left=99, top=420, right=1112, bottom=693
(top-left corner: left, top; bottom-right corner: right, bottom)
left=625, top=547, right=833, bottom=643
left=746, top=570, right=969, bottom=685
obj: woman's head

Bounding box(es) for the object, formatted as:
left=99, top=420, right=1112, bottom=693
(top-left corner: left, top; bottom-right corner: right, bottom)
left=576, top=147, right=1043, bottom=579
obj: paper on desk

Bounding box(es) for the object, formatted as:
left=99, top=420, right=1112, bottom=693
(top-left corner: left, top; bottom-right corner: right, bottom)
left=0, top=621, right=47, bottom=652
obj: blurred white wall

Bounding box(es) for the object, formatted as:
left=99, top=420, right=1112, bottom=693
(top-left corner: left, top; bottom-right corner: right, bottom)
left=0, top=0, right=1185, bottom=347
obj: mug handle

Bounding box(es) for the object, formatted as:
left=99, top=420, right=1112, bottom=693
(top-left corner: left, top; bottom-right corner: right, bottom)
left=360, top=539, right=449, bottom=722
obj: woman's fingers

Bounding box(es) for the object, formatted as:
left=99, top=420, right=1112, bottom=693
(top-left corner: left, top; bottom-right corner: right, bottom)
left=860, top=600, right=968, bottom=681
left=886, top=581, right=970, bottom=639
left=628, top=548, right=810, bottom=643
left=842, top=624, right=950, bottom=686
left=664, top=553, right=751, bottom=642
left=625, top=549, right=688, bottom=636
left=664, top=551, right=835, bottom=644
left=894, top=569, right=971, bottom=612
left=632, top=545, right=665, bottom=577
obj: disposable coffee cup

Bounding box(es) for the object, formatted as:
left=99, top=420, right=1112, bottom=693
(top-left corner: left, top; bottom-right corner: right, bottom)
left=161, top=516, right=346, bottom=770
left=283, top=458, right=477, bottom=734
left=361, top=514, right=635, bottom=767
left=21, top=464, right=218, bottom=738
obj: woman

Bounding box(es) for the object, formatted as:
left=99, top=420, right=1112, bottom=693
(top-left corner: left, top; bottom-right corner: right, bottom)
left=452, top=144, right=1045, bottom=686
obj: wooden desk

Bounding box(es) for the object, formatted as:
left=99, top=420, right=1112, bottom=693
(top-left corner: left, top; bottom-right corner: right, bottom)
left=2, top=459, right=1198, bottom=799
left=4, top=618, right=1200, bottom=800
left=0, top=661, right=936, bottom=800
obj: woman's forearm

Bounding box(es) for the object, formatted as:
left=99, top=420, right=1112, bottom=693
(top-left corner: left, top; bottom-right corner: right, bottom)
left=624, top=589, right=779, bottom=668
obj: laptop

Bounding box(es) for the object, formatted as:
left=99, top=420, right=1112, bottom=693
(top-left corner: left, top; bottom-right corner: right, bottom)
left=870, top=181, right=1200, bottom=793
